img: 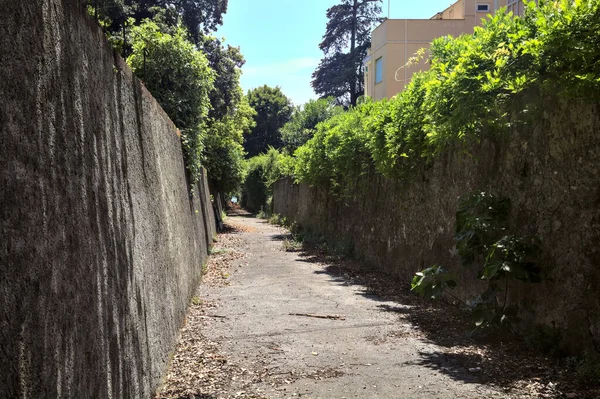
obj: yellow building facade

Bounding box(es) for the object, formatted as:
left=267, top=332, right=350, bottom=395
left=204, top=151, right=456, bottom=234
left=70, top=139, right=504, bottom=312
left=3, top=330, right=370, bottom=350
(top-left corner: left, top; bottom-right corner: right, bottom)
left=364, top=0, right=524, bottom=100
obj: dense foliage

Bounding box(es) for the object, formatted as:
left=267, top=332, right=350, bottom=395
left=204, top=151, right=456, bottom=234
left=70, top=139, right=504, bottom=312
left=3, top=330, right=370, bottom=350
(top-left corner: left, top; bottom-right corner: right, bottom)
left=241, top=148, right=293, bottom=214
left=312, top=0, right=382, bottom=106
left=294, top=0, right=600, bottom=191
left=127, top=21, right=214, bottom=181
left=128, top=21, right=213, bottom=130
left=86, top=0, right=227, bottom=49
left=244, top=86, right=293, bottom=157
left=202, top=96, right=256, bottom=194
left=200, top=35, right=256, bottom=195
left=280, top=98, right=343, bottom=152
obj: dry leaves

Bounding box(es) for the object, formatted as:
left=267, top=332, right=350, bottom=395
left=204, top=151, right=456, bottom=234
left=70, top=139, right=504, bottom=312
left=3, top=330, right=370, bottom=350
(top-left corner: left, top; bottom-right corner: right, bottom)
left=156, top=223, right=264, bottom=399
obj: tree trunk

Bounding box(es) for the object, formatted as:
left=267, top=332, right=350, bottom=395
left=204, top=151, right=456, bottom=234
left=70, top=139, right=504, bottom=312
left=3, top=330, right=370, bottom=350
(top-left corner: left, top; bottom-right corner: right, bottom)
left=350, top=0, right=358, bottom=106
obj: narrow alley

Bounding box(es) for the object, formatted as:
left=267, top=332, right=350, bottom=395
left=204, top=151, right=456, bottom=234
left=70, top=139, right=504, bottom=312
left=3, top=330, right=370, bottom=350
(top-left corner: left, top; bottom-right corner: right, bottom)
left=157, top=215, right=559, bottom=399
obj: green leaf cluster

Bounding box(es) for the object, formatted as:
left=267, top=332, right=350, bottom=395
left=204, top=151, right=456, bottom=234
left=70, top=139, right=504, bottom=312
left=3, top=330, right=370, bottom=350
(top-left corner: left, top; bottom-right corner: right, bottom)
left=87, top=0, right=228, bottom=47
left=281, top=98, right=343, bottom=152
left=411, top=265, right=457, bottom=299
left=128, top=21, right=214, bottom=130
left=292, top=0, right=600, bottom=190
left=412, top=192, right=541, bottom=331
left=202, top=96, right=256, bottom=195
left=244, top=86, right=293, bottom=158
left=241, top=148, right=294, bottom=214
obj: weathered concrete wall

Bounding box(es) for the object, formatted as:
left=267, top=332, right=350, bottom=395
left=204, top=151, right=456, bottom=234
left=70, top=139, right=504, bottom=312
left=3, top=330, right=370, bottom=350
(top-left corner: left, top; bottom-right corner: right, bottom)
left=0, top=0, right=216, bottom=397
left=273, top=100, right=600, bottom=355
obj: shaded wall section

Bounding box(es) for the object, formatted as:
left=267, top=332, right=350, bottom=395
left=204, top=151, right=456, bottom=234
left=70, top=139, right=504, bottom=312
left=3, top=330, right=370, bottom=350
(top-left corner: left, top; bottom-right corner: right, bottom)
left=273, top=101, right=600, bottom=355
left=0, top=0, right=216, bottom=397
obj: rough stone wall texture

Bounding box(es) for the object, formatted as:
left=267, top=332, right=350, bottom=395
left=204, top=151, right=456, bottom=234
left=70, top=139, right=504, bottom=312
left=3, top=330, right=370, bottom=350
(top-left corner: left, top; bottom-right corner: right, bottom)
left=0, top=0, right=216, bottom=397
left=273, top=100, right=600, bottom=356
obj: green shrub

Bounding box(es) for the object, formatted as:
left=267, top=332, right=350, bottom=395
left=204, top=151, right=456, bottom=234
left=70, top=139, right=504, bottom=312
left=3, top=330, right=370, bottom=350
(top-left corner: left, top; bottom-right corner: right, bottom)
left=290, top=0, right=600, bottom=190
left=412, top=192, right=541, bottom=330
left=242, top=148, right=294, bottom=213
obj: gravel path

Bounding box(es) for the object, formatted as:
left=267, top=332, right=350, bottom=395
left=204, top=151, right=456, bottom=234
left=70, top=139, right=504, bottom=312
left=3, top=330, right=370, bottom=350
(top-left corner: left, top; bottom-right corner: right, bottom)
left=158, top=215, right=519, bottom=399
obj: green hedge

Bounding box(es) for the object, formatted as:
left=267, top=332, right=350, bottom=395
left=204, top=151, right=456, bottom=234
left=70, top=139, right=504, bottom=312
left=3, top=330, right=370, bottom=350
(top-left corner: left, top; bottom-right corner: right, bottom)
left=242, top=148, right=294, bottom=214
left=293, top=0, right=600, bottom=191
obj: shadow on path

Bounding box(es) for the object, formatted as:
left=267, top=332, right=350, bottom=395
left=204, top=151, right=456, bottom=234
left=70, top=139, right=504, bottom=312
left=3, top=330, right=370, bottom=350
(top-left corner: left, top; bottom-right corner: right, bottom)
left=273, top=232, right=599, bottom=398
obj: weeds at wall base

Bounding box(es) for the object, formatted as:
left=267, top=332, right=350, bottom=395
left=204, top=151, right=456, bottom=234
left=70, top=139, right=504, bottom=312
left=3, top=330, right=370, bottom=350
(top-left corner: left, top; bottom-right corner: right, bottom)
left=191, top=296, right=203, bottom=306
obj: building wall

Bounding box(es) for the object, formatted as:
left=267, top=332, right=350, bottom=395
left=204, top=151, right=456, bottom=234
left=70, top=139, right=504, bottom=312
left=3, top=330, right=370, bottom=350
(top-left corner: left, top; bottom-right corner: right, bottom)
left=365, top=0, right=510, bottom=100
left=0, top=0, right=216, bottom=397
left=366, top=19, right=479, bottom=99
left=273, top=99, right=600, bottom=356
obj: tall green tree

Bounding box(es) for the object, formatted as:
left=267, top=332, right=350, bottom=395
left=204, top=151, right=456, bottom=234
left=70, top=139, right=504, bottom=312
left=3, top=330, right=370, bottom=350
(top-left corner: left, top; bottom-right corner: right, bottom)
left=281, top=98, right=343, bottom=152
left=127, top=20, right=213, bottom=130
left=127, top=20, right=214, bottom=181
left=244, top=86, right=293, bottom=157
left=312, top=0, right=382, bottom=106
left=198, top=36, right=256, bottom=194
left=200, top=36, right=245, bottom=120
left=87, top=0, right=228, bottom=51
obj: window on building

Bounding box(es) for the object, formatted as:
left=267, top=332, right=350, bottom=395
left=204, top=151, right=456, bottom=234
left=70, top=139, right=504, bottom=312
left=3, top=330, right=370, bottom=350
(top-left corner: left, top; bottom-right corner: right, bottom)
left=477, top=3, right=490, bottom=11
left=375, top=57, right=383, bottom=84
left=507, top=0, right=521, bottom=15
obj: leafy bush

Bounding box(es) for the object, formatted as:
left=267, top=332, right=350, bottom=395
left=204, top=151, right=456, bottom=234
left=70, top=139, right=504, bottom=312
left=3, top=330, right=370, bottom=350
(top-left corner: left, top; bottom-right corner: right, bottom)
left=291, top=0, right=600, bottom=190
left=412, top=192, right=541, bottom=330
left=128, top=21, right=213, bottom=133
left=281, top=97, right=343, bottom=152
left=241, top=148, right=294, bottom=214
left=202, top=95, right=256, bottom=195
left=411, top=265, right=457, bottom=299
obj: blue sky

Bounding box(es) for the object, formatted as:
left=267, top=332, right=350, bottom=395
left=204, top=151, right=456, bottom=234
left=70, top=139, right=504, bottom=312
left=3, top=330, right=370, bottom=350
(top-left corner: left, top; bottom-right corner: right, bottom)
left=217, top=0, right=456, bottom=106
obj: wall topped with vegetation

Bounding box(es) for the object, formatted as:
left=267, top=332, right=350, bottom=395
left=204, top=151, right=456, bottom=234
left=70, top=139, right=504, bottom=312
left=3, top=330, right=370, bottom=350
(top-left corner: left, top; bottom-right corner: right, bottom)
left=0, top=0, right=216, bottom=397
left=273, top=0, right=600, bottom=356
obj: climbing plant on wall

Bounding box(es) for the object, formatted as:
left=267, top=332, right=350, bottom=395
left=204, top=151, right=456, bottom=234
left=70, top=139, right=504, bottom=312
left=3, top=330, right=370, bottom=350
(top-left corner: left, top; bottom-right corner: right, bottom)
left=411, top=192, right=542, bottom=330
left=289, top=0, right=600, bottom=192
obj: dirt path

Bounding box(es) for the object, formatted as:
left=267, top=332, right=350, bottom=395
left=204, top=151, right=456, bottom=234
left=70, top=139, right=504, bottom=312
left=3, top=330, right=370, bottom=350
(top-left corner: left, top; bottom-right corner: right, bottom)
left=159, top=215, right=526, bottom=399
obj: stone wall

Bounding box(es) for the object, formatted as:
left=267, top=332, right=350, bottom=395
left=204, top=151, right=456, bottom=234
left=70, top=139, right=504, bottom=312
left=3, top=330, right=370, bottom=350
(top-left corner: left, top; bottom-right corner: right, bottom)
left=0, top=0, right=216, bottom=397
left=273, top=100, right=600, bottom=355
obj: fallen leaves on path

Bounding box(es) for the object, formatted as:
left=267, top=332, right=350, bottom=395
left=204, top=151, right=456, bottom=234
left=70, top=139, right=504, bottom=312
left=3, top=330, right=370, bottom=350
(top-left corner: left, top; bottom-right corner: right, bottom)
left=157, top=221, right=344, bottom=399
left=278, top=235, right=600, bottom=399
left=156, top=223, right=264, bottom=399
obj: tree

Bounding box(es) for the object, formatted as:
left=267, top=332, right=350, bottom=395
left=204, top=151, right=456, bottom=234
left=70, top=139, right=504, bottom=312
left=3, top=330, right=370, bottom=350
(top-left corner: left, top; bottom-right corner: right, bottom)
left=87, top=0, right=228, bottom=50
left=200, top=36, right=245, bottom=121
left=312, top=0, right=382, bottom=106
left=244, top=86, right=293, bottom=157
left=202, top=95, right=256, bottom=195
left=197, top=36, right=257, bottom=194
left=127, top=21, right=213, bottom=130
left=281, top=98, right=343, bottom=152
left=127, top=20, right=214, bottom=181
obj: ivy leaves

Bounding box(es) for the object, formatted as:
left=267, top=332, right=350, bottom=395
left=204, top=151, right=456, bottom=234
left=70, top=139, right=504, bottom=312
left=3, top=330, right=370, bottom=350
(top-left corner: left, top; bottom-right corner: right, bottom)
left=412, top=192, right=542, bottom=331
